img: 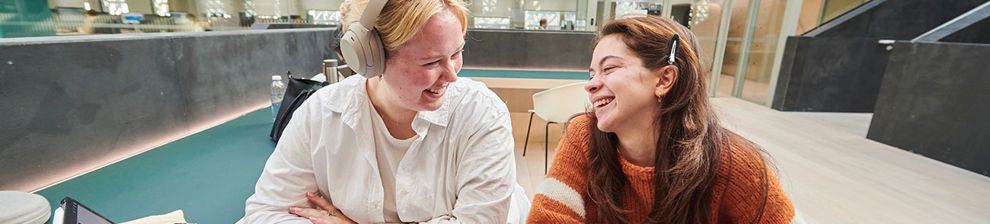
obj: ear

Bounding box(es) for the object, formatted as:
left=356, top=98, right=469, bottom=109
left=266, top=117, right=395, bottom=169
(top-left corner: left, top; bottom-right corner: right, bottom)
left=653, top=65, right=678, bottom=97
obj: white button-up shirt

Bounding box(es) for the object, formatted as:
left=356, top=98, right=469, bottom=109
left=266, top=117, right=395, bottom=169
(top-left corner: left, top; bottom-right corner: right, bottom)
left=242, top=75, right=517, bottom=223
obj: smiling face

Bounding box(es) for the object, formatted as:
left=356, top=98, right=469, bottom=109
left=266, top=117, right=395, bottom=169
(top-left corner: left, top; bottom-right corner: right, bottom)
left=378, top=8, right=464, bottom=112
left=586, top=34, right=671, bottom=133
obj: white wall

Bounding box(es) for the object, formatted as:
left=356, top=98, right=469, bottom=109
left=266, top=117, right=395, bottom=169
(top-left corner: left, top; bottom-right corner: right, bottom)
left=128, top=0, right=154, bottom=14
left=196, top=0, right=238, bottom=16
left=253, top=0, right=303, bottom=16
left=586, top=0, right=597, bottom=24
left=51, top=0, right=84, bottom=8
left=524, top=0, right=578, bottom=11
left=51, top=0, right=101, bottom=10
left=299, top=0, right=342, bottom=11
left=468, top=0, right=517, bottom=18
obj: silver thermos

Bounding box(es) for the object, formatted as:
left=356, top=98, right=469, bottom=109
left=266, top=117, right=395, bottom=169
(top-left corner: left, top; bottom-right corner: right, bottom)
left=323, top=59, right=339, bottom=84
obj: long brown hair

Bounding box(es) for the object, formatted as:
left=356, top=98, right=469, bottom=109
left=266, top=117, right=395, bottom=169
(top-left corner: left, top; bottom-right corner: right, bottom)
left=586, top=16, right=768, bottom=223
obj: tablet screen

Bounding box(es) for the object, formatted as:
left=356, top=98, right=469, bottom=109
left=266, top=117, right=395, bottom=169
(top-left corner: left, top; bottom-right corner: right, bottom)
left=61, top=197, right=114, bottom=224
left=75, top=204, right=112, bottom=224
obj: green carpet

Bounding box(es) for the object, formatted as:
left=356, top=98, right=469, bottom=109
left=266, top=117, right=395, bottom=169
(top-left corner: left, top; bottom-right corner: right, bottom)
left=37, top=109, right=276, bottom=223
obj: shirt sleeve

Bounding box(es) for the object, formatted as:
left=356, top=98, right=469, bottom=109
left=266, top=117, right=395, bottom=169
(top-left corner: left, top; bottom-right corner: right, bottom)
left=241, top=101, right=319, bottom=224
left=429, top=92, right=517, bottom=223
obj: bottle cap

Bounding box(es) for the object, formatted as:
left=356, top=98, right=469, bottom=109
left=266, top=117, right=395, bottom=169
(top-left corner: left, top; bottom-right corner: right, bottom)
left=272, top=75, right=282, bottom=81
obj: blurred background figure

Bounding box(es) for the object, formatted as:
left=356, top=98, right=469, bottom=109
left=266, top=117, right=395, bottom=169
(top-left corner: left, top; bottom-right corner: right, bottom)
left=175, top=13, right=204, bottom=32
left=76, top=10, right=98, bottom=34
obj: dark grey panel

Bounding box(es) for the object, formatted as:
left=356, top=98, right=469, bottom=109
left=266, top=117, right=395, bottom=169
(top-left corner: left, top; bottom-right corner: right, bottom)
left=771, top=36, right=803, bottom=108
left=773, top=0, right=987, bottom=112
left=771, top=37, right=890, bottom=112
left=813, top=0, right=986, bottom=39
left=0, top=29, right=337, bottom=190
left=464, top=30, right=595, bottom=70
left=943, top=14, right=990, bottom=44
left=868, top=42, right=990, bottom=176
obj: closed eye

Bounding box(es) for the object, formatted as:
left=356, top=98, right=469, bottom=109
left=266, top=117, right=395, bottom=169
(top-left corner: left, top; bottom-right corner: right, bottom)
left=603, top=66, right=617, bottom=74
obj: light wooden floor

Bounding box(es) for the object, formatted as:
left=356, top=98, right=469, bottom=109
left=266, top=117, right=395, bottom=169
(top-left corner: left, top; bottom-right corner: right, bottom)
left=509, top=97, right=990, bottom=223
left=787, top=112, right=873, bottom=137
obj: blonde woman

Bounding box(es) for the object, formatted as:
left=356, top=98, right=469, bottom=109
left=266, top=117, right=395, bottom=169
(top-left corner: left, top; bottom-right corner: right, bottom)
left=241, top=0, right=524, bottom=223
left=528, top=16, right=794, bottom=223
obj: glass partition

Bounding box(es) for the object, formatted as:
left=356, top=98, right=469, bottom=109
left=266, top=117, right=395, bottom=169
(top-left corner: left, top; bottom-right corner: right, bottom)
left=0, top=0, right=347, bottom=38
left=2, top=0, right=647, bottom=39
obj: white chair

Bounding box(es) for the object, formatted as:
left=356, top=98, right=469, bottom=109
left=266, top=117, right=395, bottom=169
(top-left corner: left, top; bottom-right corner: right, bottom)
left=0, top=191, right=50, bottom=224
left=523, top=81, right=591, bottom=174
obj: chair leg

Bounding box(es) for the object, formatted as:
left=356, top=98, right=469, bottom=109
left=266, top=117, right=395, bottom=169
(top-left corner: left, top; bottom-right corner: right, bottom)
left=545, top=122, right=552, bottom=174
left=523, top=112, right=535, bottom=157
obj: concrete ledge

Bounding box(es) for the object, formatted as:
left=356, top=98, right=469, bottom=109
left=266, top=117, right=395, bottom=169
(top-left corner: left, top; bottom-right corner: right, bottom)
left=0, top=28, right=338, bottom=191
left=464, top=29, right=595, bottom=71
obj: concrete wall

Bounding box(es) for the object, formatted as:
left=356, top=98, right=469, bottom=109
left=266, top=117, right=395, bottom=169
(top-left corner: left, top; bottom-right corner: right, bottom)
left=772, top=36, right=890, bottom=112
left=772, top=0, right=986, bottom=112
left=0, top=24, right=590, bottom=191
left=867, top=41, right=990, bottom=176
left=463, top=29, right=595, bottom=70
left=0, top=28, right=338, bottom=191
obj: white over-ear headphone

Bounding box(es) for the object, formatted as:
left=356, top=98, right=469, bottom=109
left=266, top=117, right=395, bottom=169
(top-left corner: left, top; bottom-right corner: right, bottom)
left=339, top=0, right=388, bottom=78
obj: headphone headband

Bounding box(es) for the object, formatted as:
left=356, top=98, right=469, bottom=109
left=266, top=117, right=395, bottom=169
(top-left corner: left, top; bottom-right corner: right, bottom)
left=359, top=0, right=387, bottom=28
left=339, top=0, right=388, bottom=78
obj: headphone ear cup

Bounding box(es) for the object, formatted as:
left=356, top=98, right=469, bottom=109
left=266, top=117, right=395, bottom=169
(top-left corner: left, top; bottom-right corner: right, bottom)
left=364, top=29, right=386, bottom=78
left=339, top=28, right=366, bottom=76
left=339, top=23, right=387, bottom=78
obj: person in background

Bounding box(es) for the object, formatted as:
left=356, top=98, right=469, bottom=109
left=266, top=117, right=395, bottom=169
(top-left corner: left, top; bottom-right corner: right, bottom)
left=538, top=18, right=548, bottom=30
left=241, top=0, right=526, bottom=223
left=175, top=13, right=204, bottom=32
left=527, top=16, right=795, bottom=223
left=76, top=10, right=99, bottom=34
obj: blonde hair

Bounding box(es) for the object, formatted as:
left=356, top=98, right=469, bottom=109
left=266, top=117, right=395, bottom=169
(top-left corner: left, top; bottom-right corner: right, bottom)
left=340, top=0, right=469, bottom=53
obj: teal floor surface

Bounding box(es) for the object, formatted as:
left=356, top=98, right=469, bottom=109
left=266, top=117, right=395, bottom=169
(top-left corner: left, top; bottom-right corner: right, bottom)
left=38, top=109, right=275, bottom=223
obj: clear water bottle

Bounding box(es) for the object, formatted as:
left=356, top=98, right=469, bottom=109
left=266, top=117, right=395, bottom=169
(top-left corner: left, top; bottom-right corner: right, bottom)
left=270, top=75, right=286, bottom=121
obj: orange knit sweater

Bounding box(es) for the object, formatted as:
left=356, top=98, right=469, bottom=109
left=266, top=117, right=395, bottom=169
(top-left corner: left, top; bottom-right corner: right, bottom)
left=528, top=115, right=795, bottom=223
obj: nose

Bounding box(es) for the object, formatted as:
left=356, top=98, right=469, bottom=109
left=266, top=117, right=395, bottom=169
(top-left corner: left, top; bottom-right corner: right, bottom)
left=585, top=78, right=602, bottom=94
left=440, top=59, right=458, bottom=83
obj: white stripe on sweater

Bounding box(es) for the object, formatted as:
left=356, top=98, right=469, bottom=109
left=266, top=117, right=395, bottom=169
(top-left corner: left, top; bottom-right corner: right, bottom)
left=536, top=178, right=585, bottom=219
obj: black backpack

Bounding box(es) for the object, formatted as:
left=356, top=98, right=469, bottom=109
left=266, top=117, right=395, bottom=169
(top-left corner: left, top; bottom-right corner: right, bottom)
left=269, top=74, right=327, bottom=142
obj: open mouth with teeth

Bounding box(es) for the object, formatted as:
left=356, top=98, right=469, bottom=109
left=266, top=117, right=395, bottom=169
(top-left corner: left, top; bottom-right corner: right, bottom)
left=424, top=85, right=446, bottom=98
left=594, top=97, right=614, bottom=108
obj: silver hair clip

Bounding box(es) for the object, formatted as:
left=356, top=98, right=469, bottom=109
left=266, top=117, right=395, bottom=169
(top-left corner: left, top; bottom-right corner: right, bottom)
left=668, top=34, right=679, bottom=65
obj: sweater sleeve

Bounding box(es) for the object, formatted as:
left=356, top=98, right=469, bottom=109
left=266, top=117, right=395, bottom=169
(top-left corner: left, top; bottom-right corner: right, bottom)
left=527, top=115, right=593, bottom=223
left=717, top=146, right=795, bottom=224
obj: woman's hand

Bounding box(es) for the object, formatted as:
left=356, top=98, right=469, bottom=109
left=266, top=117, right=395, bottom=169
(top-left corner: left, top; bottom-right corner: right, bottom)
left=288, top=191, right=356, bottom=224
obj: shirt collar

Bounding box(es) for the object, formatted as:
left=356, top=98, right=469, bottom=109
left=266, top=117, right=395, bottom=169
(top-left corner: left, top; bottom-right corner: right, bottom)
left=325, top=75, right=454, bottom=132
